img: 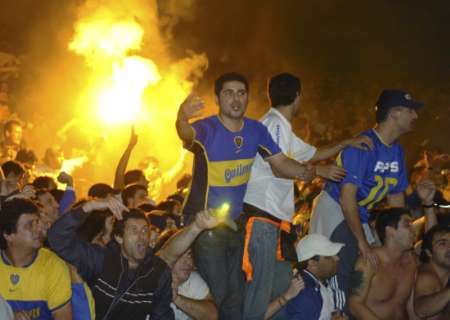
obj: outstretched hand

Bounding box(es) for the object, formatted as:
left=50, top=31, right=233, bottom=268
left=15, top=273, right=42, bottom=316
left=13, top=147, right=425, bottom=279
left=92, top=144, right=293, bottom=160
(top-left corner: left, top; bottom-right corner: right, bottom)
left=178, top=94, right=205, bottom=121
left=316, top=165, right=346, bottom=182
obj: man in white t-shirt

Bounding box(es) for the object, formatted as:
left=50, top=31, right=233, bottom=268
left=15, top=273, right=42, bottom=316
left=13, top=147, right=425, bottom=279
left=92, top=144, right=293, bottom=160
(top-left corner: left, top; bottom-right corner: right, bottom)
left=170, top=245, right=217, bottom=320
left=242, top=73, right=372, bottom=319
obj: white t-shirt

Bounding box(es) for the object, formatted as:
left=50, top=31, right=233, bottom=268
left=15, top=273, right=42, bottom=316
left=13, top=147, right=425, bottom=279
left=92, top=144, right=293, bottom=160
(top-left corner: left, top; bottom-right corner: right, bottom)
left=171, top=272, right=210, bottom=320
left=244, top=108, right=316, bottom=221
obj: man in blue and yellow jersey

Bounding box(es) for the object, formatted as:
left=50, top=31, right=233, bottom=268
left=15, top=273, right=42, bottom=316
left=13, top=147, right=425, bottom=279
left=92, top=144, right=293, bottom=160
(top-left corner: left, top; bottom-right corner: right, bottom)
left=176, top=72, right=316, bottom=319
left=0, top=198, right=72, bottom=319
left=309, top=89, right=435, bottom=313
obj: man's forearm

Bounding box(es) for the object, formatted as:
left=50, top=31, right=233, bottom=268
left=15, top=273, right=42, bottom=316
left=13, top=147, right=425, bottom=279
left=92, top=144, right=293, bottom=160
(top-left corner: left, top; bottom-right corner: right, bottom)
left=157, top=223, right=203, bottom=267
left=113, top=145, right=133, bottom=189
left=48, top=207, right=104, bottom=280
left=415, top=288, right=450, bottom=317
left=341, top=200, right=366, bottom=244
left=174, top=295, right=218, bottom=320
left=176, top=117, right=195, bottom=144
left=270, top=155, right=314, bottom=181
left=311, top=140, right=346, bottom=162
left=424, top=207, right=438, bottom=232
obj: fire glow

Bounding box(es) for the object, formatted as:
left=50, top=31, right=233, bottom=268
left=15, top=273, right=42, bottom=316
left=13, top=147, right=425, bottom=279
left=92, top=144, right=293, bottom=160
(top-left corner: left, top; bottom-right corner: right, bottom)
left=69, top=19, right=161, bottom=124
left=61, top=1, right=207, bottom=201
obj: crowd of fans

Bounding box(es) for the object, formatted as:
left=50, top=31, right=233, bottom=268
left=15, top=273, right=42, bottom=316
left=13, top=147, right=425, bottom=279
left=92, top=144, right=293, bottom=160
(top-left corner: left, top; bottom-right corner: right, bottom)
left=0, top=71, right=449, bottom=320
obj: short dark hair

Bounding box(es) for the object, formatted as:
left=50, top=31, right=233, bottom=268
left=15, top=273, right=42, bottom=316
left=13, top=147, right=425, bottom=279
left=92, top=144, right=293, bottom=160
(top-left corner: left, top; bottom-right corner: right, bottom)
left=375, top=207, right=411, bottom=243
left=0, top=198, right=39, bottom=249
left=268, top=73, right=301, bottom=107
left=1, top=160, right=25, bottom=177
left=4, top=120, right=21, bottom=134
left=88, top=183, right=114, bottom=199
left=15, top=149, right=38, bottom=165
left=112, top=209, right=148, bottom=238
left=32, top=176, right=56, bottom=190
left=420, top=225, right=450, bottom=263
left=77, top=209, right=113, bottom=242
left=296, top=255, right=320, bottom=271
left=155, top=200, right=179, bottom=214
left=124, top=170, right=145, bottom=186
left=122, top=183, right=148, bottom=207
left=214, top=72, right=249, bottom=97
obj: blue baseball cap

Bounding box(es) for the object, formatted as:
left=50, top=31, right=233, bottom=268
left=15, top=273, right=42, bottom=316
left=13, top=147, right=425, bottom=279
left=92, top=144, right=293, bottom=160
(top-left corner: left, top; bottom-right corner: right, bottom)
left=375, top=89, right=424, bottom=123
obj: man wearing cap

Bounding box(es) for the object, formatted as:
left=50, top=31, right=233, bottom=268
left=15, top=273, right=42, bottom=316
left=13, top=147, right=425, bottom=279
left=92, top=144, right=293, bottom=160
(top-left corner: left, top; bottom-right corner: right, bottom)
left=309, top=89, right=428, bottom=312
left=283, top=234, right=347, bottom=320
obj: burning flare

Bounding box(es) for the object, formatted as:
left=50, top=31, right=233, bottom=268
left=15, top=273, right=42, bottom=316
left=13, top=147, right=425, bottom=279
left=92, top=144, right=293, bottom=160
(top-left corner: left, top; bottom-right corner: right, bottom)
left=69, top=18, right=161, bottom=124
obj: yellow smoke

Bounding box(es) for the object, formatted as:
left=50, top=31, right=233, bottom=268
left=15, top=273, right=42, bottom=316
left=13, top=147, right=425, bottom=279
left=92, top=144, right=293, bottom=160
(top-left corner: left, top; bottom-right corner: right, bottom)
left=65, top=0, right=207, bottom=200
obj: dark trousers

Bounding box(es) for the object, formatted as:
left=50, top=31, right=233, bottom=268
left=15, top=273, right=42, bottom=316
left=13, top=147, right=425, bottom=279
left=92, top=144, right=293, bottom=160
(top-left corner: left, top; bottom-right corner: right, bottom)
left=193, top=225, right=245, bottom=320
left=329, top=220, right=359, bottom=314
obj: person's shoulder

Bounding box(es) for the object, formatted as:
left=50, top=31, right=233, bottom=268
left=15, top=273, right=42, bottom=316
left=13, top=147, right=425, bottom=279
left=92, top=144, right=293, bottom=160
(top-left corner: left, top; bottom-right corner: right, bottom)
left=38, top=248, right=69, bottom=270
left=38, top=247, right=65, bottom=263
left=192, top=115, right=216, bottom=127
left=417, top=264, right=442, bottom=287
left=244, top=117, right=273, bottom=134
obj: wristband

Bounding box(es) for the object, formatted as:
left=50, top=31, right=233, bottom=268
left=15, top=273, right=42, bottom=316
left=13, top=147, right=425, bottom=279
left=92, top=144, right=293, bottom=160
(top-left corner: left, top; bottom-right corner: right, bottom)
left=422, top=203, right=434, bottom=208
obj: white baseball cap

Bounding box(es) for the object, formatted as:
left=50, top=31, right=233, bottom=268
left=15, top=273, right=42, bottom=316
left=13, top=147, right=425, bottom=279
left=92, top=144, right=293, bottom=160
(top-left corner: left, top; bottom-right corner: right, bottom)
left=296, top=234, right=344, bottom=262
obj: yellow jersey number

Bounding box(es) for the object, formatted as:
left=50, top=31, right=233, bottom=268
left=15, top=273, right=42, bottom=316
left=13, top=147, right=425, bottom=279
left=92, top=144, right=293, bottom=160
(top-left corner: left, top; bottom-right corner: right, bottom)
left=358, top=175, right=398, bottom=209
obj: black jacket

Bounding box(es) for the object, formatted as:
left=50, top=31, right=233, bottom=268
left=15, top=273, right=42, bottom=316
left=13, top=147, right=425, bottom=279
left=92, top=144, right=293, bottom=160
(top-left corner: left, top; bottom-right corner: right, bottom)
left=48, top=207, right=173, bottom=320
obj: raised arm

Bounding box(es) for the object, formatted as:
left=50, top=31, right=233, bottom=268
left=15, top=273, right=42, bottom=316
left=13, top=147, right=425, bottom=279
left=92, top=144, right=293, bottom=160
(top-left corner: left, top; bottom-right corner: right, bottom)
left=348, top=257, right=381, bottom=320
left=157, top=209, right=220, bottom=268
left=48, top=197, right=127, bottom=281
left=176, top=94, right=204, bottom=145
left=57, top=172, right=76, bottom=214
left=113, top=126, right=138, bottom=189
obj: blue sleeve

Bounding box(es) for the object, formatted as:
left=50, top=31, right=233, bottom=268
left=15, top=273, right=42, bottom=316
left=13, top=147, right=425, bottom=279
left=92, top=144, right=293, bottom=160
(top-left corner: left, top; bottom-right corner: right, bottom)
left=71, top=283, right=92, bottom=320
left=284, top=289, right=321, bottom=320
left=191, top=119, right=210, bottom=147
left=390, top=149, right=409, bottom=194
left=59, top=188, right=76, bottom=215
left=257, top=123, right=282, bottom=158
left=337, top=147, right=370, bottom=188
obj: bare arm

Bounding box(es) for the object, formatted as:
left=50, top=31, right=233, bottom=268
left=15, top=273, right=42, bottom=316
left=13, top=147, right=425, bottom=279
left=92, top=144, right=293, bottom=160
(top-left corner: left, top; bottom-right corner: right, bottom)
left=265, top=274, right=305, bottom=319
left=386, top=192, right=405, bottom=207
left=311, top=136, right=373, bottom=162
left=417, top=179, right=438, bottom=232
left=267, top=153, right=316, bottom=181
left=348, top=258, right=381, bottom=320
left=340, top=183, right=379, bottom=267
left=176, top=94, right=204, bottom=145
left=174, top=293, right=218, bottom=320
left=113, top=127, right=138, bottom=189
left=157, top=210, right=219, bottom=267
left=414, top=271, right=450, bottom=318
left=52, top=303, right=72, bottom=320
